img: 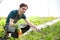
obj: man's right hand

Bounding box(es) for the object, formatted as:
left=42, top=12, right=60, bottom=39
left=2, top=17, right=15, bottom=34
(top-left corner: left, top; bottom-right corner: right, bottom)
left=36, top=28, right=40, bottom=32
left=9, top=18, right=14, bottom=25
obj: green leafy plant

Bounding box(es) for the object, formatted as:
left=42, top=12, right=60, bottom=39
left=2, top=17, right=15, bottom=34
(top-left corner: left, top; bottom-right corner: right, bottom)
left=0, top=16, right=57, bottom=40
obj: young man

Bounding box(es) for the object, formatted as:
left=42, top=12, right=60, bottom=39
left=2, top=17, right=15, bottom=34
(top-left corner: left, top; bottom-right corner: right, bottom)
left=4, top=3, right=40, bottom=38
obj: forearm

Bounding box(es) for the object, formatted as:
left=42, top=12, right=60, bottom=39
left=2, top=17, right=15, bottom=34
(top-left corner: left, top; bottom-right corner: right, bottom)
left=24, top=19, right=37, bottom=30
left=26, top=21, right=37, bottom=29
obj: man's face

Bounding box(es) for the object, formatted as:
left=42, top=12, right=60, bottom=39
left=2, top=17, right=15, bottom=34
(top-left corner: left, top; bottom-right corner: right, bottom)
left=19, top=7, right=28, bottom=14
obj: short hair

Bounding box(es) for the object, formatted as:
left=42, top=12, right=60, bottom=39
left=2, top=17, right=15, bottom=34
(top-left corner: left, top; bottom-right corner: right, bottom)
left=20, top=3, right=28, bottom=9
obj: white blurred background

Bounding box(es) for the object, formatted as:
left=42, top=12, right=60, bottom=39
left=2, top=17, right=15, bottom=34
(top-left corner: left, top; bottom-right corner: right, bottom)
left=0, top=0, right=60, bottom=17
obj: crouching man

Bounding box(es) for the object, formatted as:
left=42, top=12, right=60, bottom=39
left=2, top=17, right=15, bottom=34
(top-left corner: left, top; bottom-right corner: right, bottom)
left=4, top=3, right=40, bottom=38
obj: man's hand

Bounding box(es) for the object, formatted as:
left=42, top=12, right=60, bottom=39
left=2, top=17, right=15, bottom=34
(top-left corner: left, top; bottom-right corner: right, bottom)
left=36, top=28, right=40, bottom=32
left=9, top=18, right=14, bottom=25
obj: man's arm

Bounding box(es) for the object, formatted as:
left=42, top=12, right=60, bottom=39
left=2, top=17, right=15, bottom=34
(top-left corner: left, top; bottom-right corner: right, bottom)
left=24, top=19, right=40, bottom=32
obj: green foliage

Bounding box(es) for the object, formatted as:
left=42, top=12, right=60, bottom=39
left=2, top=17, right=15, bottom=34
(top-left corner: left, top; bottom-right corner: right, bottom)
left=19, top=21, right=60, bottom=40
left=0, top=18, right=6, bottom=26
left=17, top=16, right=56, bottom=26
left=0, top=16, right=57, bottom=40
left=28, top=17, right=56, bottom=25
left=0, top=16, right=56, bottom=26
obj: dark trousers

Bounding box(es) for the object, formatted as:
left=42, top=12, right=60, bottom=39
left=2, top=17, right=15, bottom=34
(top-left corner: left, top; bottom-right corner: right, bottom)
left=4, top=25, right=30, bottom=38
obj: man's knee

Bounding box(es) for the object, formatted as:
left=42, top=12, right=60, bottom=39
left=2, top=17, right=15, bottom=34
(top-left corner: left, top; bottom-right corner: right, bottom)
left=21, top=25, right=30, bottom=33
left=4, top=25, right=16, bottom=33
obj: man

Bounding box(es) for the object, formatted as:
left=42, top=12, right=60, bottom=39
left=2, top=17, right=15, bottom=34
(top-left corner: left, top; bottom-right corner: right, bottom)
left=4, top=3, right=40, bottom=38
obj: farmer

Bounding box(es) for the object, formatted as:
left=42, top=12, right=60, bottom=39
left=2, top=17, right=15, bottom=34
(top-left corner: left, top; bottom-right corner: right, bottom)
left=4, top=3, right=40, bottom=38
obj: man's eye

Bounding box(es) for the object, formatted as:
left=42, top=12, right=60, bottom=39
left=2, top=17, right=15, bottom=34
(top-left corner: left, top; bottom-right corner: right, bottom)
left=22, top=8, right=26, bottom=10
left=23, top=8, right=25, bottom=10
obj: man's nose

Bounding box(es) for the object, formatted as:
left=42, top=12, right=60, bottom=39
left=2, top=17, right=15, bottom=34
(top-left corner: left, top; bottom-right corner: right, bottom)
left=23, top=10, right=26, bottom=12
